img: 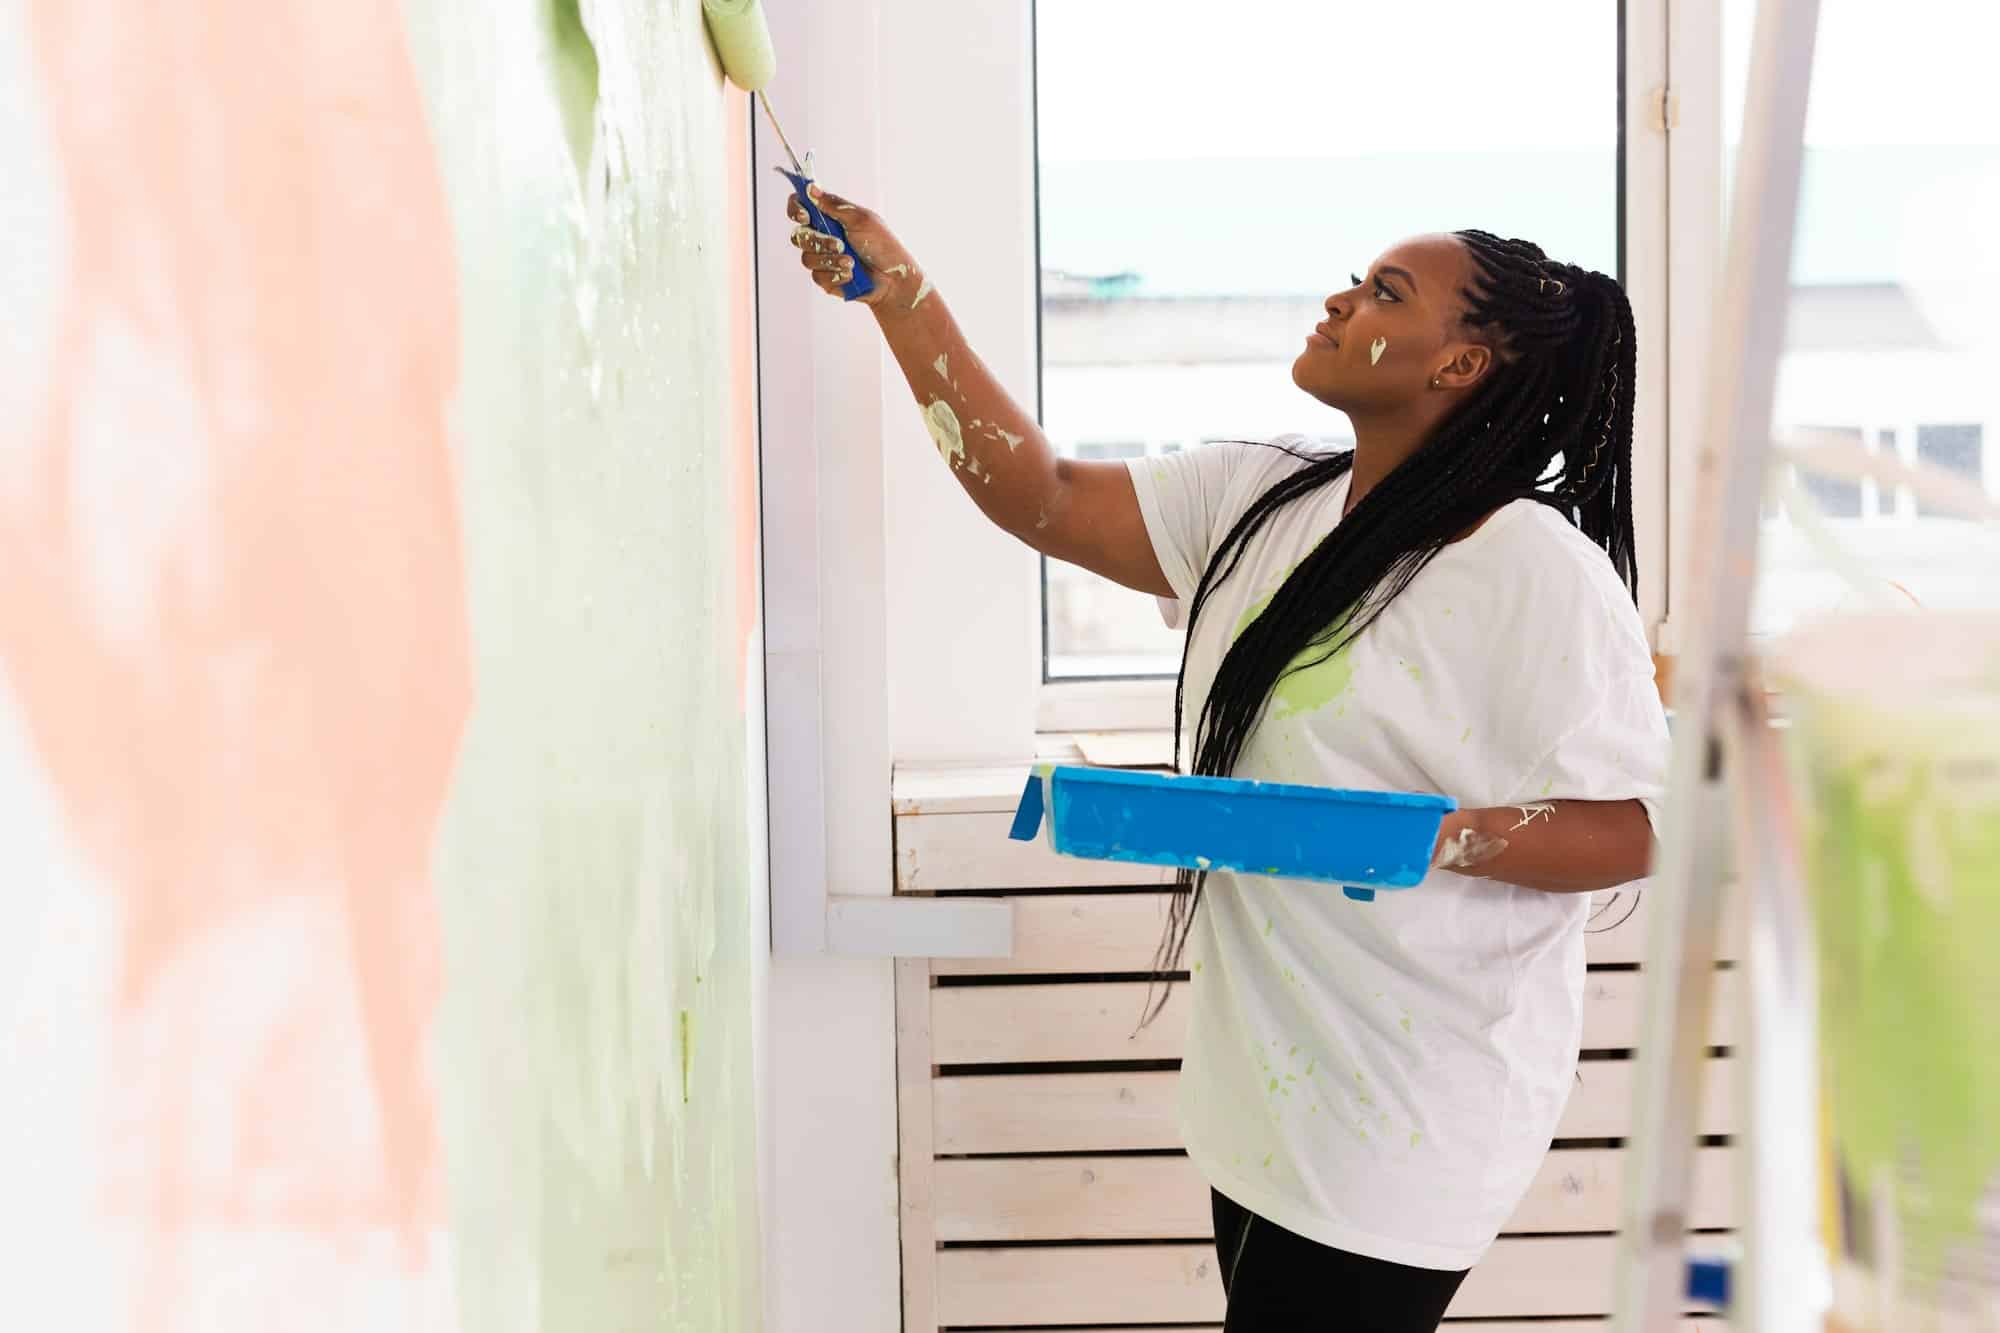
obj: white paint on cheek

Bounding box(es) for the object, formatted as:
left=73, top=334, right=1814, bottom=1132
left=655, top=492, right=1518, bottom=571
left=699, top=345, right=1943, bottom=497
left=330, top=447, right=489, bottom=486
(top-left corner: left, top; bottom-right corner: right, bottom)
left=911, top=276, right=935, bottom=309
left=1370, top=336, right=1387, bottom=366
left=883, top=263, right=910, bottom=277
left=996, top=428, right=1023, bottom=451
left=933, top=353, right=949, bottom=380
left=1034, top=507, right=1050, bottom=530
left=922, top=398, right=965, bottom=468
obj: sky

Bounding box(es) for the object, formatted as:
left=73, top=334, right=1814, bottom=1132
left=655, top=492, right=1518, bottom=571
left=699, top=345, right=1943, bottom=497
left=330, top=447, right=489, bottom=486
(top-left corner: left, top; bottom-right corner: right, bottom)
left=1037, top=0, right=2000, bottom=165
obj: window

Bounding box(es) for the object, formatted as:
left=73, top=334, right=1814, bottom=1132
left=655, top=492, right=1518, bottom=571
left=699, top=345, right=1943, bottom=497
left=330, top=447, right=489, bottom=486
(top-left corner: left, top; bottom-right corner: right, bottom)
left=1795, top=427, right=1866, bottom=519
left=1072, top=441, right=1147, bottom=462
left=1915, top=424, right=1984, bottom=518
left=1033, top=1, right=1627, bottom=681
left=1733, top=1, right=2000, bottom=633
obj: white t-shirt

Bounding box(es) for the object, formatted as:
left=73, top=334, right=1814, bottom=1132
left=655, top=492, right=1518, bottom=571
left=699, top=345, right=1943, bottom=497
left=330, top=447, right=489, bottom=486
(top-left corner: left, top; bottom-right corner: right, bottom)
left=1126, top=436, right=1669, bottom=1271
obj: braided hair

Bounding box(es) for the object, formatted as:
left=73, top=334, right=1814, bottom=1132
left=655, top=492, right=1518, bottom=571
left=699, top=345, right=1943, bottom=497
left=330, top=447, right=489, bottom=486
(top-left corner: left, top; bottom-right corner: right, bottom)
left=1145, top=230, right=1638, bottom=1017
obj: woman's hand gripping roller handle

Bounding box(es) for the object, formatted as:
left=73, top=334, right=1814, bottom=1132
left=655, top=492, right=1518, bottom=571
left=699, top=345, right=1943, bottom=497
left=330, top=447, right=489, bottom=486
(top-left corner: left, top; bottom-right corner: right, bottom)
left=777, top=169, right=876, bottom=302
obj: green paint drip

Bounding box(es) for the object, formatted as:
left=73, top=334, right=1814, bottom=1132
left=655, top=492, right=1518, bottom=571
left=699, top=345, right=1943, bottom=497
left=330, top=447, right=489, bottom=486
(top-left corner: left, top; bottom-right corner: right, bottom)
left=1799, top=691, right=2000, bottom=1293
left=680, top=1008, right=691, bottom=1106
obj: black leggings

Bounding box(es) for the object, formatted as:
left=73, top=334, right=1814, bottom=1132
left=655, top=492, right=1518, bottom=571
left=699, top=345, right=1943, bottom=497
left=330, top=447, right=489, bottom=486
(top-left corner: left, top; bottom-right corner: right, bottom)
left=1211, top=1189, right=1469, bottom=1332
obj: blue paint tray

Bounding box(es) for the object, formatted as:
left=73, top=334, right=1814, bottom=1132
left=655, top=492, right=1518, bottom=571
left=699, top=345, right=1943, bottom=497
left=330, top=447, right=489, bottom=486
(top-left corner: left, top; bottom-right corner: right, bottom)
left=1009, top=765, right=1454, bottom=902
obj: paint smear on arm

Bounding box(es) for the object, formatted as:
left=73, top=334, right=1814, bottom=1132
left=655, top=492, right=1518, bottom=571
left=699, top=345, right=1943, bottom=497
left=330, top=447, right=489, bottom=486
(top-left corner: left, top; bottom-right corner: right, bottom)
left=923, top=398, right=965, bottom=468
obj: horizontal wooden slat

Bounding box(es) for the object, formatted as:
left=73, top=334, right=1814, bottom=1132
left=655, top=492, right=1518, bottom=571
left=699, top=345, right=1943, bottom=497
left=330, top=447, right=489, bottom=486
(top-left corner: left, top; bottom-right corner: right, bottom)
left=931, top=891, right=1176, bottom=976
left=930, top=972, right=1737, bottom=1066
left=898, top=812, right=1172, bottom=892
left=932, top=1058, right=1736, bottom=1154
left=926, top=886, right=1740, bottom=974
left=1034, top=1325, right=1723, bottom=1333
left=932, top=983, right=1186, bottom=1064
left=933, top=1146, right=1734, bottom=1241
left=937, top=1233, right=1708, bottom=1325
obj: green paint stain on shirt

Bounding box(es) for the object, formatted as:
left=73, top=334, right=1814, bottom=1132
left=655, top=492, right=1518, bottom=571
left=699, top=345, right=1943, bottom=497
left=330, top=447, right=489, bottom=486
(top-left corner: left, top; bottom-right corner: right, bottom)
left=1263, top=1153, right=1274, bottom=1169
left=1232, top=570, right=1358, bottom=719
left=1460, top=726, right=1472, bottom=744
left=1267, top=1077, right=1280, bottom=1094
left=1410, top=1131, right=1423, bottom=1147
left=1541, top=777, right=1554, bottom=796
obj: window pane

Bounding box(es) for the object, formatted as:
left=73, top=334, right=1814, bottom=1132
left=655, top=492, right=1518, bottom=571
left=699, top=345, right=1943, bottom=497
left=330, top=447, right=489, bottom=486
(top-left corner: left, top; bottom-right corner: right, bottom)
left=1035, top=1, right=1622, bottom=681
left=1798, top=427, right=1865, bottom=518
left=1730, top=2, right=2000, bottom=632
left=1915, top=424, right=1984, bottom=518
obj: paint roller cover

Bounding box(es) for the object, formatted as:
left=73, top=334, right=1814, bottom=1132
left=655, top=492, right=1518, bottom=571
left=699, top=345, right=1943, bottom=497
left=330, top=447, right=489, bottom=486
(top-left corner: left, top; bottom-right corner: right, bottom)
left=703, top=0, right=777, bottom=92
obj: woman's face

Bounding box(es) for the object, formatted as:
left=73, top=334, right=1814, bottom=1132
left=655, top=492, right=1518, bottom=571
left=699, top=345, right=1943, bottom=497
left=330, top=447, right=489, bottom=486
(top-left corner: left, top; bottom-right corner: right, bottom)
left=1291, top=233, right=1488, bottom=412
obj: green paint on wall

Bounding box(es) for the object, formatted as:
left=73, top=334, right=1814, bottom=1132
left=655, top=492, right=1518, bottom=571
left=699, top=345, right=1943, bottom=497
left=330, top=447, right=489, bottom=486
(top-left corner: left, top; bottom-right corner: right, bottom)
left=413, top=2, right=762, bottom=1328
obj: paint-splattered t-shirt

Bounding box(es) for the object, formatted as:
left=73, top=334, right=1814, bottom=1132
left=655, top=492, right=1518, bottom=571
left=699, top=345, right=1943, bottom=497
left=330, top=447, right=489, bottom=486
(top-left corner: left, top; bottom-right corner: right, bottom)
left=1128, top=436, right=1668, bottom=1271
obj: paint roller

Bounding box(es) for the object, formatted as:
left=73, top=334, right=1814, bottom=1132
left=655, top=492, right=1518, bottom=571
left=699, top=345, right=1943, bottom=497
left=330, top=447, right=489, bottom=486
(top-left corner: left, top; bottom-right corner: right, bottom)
left=702, top=0, right=875, bottom=300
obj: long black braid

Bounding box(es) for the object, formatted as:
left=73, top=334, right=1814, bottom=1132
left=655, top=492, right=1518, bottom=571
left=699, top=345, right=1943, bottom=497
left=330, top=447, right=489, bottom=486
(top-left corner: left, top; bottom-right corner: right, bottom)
left=1144, top=230, right=1639, bottom=1019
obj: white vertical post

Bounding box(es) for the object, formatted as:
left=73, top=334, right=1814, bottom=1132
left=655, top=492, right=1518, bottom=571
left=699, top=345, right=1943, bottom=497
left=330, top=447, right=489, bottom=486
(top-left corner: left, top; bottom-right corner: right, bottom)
left=1733, top=689, right=1824, bottom=1333
left=1614, top=0, right=1823, bottom=1328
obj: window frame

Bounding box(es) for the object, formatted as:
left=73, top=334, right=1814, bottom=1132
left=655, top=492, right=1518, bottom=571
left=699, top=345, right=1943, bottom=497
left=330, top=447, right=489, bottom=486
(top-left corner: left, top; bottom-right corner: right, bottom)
left=1022, top=0, right=1681, bottom=728
left=848, top=0, right=1714, bottom=771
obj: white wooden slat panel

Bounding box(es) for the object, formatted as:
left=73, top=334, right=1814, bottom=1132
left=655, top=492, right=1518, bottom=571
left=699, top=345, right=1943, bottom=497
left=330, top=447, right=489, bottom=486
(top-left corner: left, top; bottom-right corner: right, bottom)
left=931, top=1146, right=1734, bottom=1241
left=898, top=812, right=1172, bottom=892
left=932, top=1059, right=1736, bottom=1154
left=931, top=983, right=1185, bottom=1064
left=916, top=883, right=1742, bottom=969
left=936, top=1234, right=1702, bottom=1325
left=893, top=961, right=937, bottom=1331
left=930, top=889, right=1683, bottom=975
left=1034, top=1325, right=1722, bottom=1333
left=929, top=972, right=1736, bottom=1066
left=930, top=891, right=1175, bottom=976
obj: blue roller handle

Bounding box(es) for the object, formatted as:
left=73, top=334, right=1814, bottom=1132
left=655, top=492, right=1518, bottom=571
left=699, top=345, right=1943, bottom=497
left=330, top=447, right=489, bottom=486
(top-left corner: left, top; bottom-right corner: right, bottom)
left=777, top=167, right=876, bottom=302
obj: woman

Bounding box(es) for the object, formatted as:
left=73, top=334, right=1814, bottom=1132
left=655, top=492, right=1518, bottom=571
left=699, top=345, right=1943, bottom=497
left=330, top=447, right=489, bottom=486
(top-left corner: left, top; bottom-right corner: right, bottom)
left=788, top=187, right=1668, bottom=1331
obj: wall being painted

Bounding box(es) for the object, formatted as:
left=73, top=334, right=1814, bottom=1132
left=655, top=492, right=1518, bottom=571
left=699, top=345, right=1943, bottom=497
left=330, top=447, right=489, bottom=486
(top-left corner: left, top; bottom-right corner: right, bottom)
left=411, top=0, right=763, bottom=1327
left=0, top=0, right=763, bottom=1327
